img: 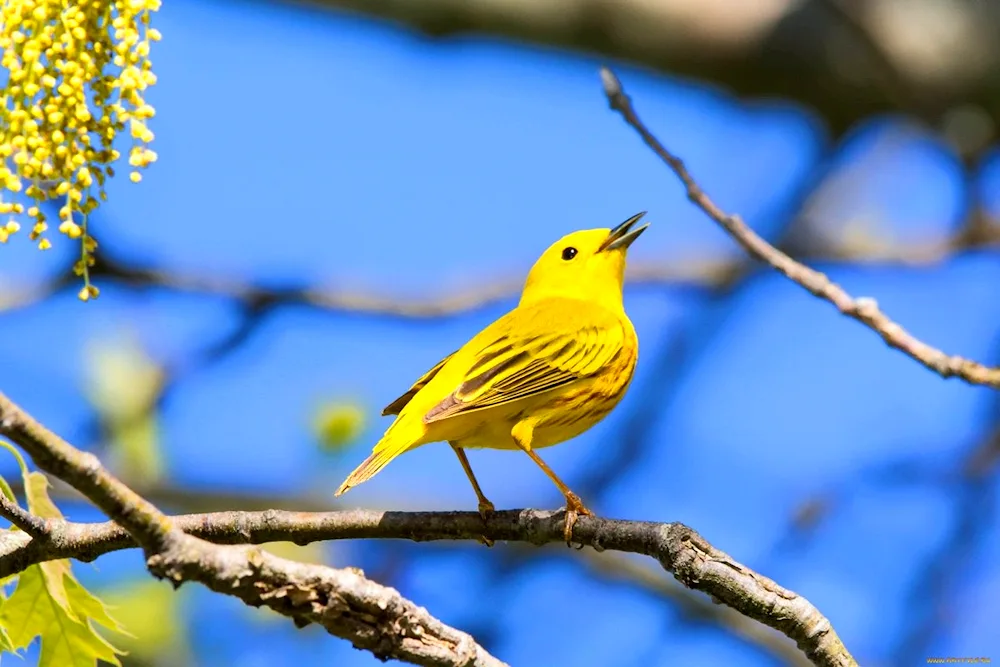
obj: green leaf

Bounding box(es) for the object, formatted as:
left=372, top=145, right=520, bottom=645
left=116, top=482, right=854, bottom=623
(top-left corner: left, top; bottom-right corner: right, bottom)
left=23, top=472, right=77, bottom=620
left=0, top=471, right=127, bottom=666
left=0, top=618, right=12, bottom=652
left=25, top=470, right=64, bottom=520
left=0, top=474, right=15, bottom=504
left=0, top=441, right=28, bottom=504
left=0, top=441, right=28, bottom=478
left=63, top=577, right=130, bottom=637
left=0, top=565, right=125, bottom=667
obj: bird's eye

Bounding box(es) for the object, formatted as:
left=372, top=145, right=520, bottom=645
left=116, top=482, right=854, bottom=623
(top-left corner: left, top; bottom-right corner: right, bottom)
left=561, top=247, right=578, bottom=261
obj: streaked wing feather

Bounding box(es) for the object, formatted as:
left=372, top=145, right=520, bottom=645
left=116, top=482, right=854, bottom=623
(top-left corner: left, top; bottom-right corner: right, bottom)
left=423, top=321, right=622, bottom=423
left=460, top=358, right=577, bottom=407
left=382, top=350, right=457, bottom=416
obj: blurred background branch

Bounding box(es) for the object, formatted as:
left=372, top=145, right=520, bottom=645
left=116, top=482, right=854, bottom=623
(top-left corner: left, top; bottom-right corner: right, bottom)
left=3, top=218, right=997, bottom=321
left=315, top=0, right=1000, bottom=153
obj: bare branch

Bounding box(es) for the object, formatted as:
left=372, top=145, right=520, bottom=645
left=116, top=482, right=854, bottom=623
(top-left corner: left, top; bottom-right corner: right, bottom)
left=0, top=493, right=50, bottom=539
left=0, top=504, right=857, bottom=667
left=0, top=391, right=175, bottom=552
left=599, top=66, right=1000, bottom=390
left=0, top=390, right=502, bottom=667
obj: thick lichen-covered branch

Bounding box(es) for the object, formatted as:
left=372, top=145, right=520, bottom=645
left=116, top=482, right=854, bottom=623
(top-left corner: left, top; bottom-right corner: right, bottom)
left=0, top=506, right=858, bottom=666
left=0, top=390, right=502, bottom=667
left=599, top=67, right=1000, bottom=390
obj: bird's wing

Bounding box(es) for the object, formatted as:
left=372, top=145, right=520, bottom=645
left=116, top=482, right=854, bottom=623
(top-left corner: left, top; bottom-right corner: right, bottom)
left=382, top=350, right=458, bottom=416
left=424, top=307, right=624, bottom=423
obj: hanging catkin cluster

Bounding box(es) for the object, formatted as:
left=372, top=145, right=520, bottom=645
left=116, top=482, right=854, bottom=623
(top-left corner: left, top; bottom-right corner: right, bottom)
left=0, top=0, right=160, bottom=300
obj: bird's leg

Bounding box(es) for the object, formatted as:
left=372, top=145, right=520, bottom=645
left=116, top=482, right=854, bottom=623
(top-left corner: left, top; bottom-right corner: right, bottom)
left=449, top=443, right=495, bottom=516
left=511, top=423, right=592, bottom=546
left=522, top=447, right=593, bottom=545
left=449, top=443, right=495, bottom=547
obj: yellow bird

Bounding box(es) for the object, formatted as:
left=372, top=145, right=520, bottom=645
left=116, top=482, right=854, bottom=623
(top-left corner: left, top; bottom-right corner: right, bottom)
left=336, top=212, right=649, bottom=540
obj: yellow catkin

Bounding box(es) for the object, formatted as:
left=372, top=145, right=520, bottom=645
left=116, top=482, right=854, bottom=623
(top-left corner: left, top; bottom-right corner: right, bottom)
left=335, top=214, right=650, bottom=541
left=0, top=0, right=161, bottom=297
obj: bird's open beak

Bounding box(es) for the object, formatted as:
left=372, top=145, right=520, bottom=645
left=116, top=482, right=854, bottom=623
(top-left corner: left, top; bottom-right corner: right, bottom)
left=600, top=211, right=649, bottom=252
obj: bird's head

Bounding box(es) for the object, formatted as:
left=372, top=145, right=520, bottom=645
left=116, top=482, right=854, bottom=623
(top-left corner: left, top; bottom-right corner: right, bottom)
left=520, top=212, right=648, bottom=311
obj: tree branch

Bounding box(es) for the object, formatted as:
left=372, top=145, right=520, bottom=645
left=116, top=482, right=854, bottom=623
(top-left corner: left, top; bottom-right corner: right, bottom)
left=0, top=493, right=50, bottom=539
left=11, top=225, right=995, bottom=321
left=305, top=0, right=1000, bottom=138
left=88, top=253, right=735, bottom=318
left=0, top=504, right=858, bottom=667
left=0, top=390, right=502, bottom=667
left=599, top=66, right=1000, bottom=390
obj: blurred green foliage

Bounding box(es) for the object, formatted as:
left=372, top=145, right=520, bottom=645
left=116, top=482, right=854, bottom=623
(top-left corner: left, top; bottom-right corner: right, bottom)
left=100, top=579, right=190, bottom=665
left=84, top=334, right=165, bottom=487
left=312, top=400, right=367, bottom=453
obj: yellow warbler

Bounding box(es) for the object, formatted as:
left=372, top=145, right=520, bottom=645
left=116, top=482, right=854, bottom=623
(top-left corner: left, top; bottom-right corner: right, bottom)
left=336, top=212, right=649, bottom=540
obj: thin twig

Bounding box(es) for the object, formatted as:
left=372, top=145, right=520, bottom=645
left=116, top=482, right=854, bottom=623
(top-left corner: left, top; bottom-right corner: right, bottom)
left=599, top=66, right=1000, bottom=390
left=0, top=493, right=50, bottom=539
left=0, top=391, right=502, bottom=667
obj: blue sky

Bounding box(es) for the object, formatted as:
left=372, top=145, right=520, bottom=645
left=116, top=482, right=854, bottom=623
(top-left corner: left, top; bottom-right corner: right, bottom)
left=1, top=0, right=998, bottom=665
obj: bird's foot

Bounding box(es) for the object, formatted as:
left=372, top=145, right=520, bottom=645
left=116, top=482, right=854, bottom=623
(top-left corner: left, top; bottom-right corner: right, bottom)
left=476, top=499, right=496, bottom=547
left=562, top=492, right=593, bottom=548
left=478, top=499, right=496, bottom=519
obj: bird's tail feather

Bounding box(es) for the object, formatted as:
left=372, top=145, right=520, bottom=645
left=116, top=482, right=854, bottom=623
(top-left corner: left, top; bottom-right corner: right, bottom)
left=334, top=427, right=413, bottom=496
